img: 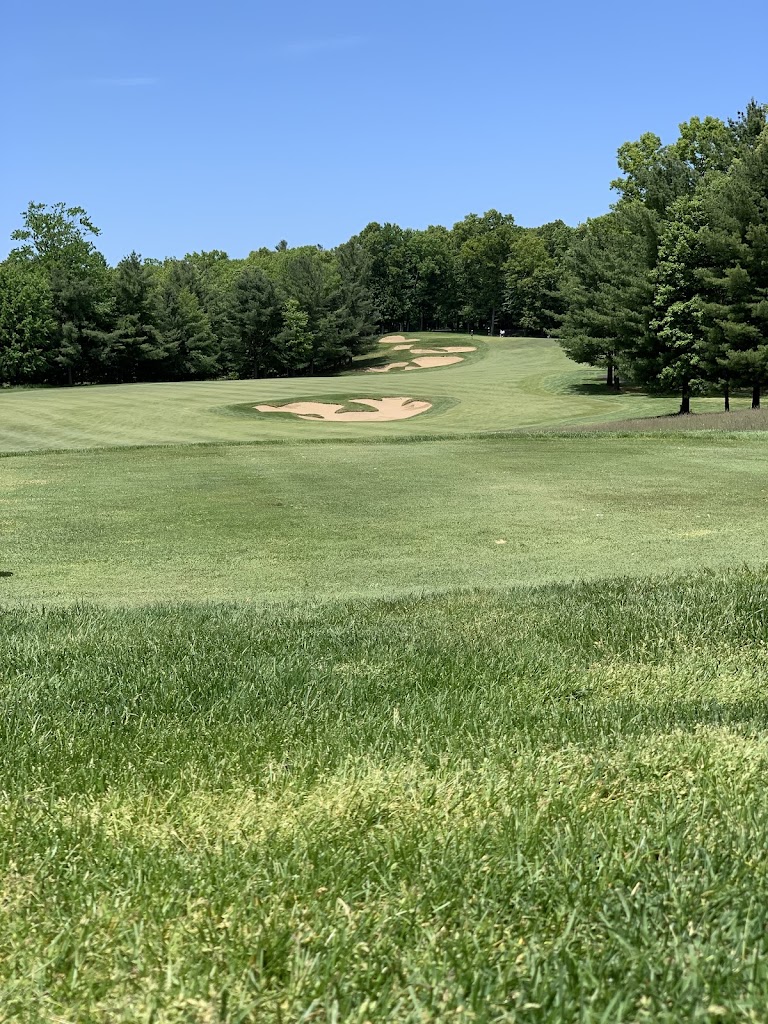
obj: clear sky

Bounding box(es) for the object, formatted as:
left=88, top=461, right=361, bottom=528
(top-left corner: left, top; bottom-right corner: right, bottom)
left=2, top=0, right=766, bottom=263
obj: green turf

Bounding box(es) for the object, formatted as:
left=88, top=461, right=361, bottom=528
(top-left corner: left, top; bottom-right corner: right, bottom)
left=2, top=432, right=768, bottom=605
left=3, top=336, right=768, bottom=1021
left=3, top=571, right=768, bottom=1022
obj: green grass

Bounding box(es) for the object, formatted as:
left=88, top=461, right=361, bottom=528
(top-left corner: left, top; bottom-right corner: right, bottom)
left=0, top=336, right=754, bottom=453
left=4, top=336, right=768, bottom=1020
left=3, top=570, right=768, bottom=1022
left=2, top=432, right=768, bottom=605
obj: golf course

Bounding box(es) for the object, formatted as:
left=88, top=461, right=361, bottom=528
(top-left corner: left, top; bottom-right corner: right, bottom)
left=2, top=335, right=768, bottom=1022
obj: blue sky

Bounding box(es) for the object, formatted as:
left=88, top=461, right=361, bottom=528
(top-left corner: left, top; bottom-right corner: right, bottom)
left=2, top=0, right=766, bottom=263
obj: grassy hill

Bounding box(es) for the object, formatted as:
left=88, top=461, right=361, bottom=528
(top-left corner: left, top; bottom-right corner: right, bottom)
left=2, top=335, right=768, bottom=1021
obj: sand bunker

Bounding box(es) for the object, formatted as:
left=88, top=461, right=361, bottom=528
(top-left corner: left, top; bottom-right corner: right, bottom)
left=367, top=354, right=463, bottom=373
left=367, top=339, right=477, bottom=373
left=255, top=397, right=432, bottom=422
left=410, top=356, right=464, bottom=368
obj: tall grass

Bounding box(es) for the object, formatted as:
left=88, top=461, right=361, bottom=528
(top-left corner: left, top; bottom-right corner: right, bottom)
left=2, top=568, right=768, bottom=1021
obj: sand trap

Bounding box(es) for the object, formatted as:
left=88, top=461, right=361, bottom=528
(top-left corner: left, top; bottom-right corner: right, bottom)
left=366, top=340, right=475, bottom=373
left=410, top=356, right=464, bottom=368
left=366, top=362, right=410, bottom=373
left=410, top=346, right=476, bottom=354
left=368, top=354, right=468, bottom=373
left=255, top=397, right=432, bottom=422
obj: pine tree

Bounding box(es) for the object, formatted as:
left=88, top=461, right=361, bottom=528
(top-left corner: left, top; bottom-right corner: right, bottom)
left=649, top=194, right=710, bottom=413
left=699, top=132, right=768, bottom=408
left=156, top=283, right=220, bottom=380
left=558, top=206, right=655, bottom=386
left=97, top=253, right=165, bottom=383
left=226, top=266, right=282, bottom=378
left=326, top=239, right=378, bottom=364
left=275, top=298, right=312, bottom=373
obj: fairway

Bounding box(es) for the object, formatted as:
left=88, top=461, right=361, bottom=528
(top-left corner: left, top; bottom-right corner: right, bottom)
left=2, top=432, right=768, bottom=606
left=3, top=334, right=768, bottom=1022
left=1, top=334, right=766, bottom=607
left=0, top=336, right=746, bottom=453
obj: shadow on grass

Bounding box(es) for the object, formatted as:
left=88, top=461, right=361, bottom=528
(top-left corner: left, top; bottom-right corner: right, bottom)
left=0, top=571, right=13, bottom=578
left=560, top=380, right=660, bottom=398
left=348, top=352, right=393, bottom=371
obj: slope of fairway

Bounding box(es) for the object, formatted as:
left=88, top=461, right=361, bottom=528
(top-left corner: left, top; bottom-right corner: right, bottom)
left=0, top=336, right=747, bottom=453
left=3, top=570, right=768, bottom=1022
left=2, top=432, right=767, bottom=605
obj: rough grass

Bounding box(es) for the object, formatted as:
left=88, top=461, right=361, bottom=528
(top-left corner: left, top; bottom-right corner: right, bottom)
left=560, top=406, right=768, bottom=434
left=2, top=569, right=768, bottom=1022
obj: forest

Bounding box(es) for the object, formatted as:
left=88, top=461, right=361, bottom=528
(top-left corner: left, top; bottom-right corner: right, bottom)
left=1, top=99, right=766, bottom=409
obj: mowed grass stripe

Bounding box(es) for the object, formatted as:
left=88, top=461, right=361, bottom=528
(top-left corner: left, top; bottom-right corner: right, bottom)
left=0, top=337, right=741, bottom=454
left=2, top=570, right=768, bottom=1021
left=2, top=432, right=767, bottom=605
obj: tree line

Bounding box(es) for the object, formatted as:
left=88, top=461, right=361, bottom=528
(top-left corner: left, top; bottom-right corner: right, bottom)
left=0, top=199, right=574, bottom=387
left=1, top=98, right=766, bottom=400
left=0, top=212, right=379, bottom=386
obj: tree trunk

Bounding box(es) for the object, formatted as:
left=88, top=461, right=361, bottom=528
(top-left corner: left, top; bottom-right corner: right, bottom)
left=606, top=363, right=614, bottom=387
left=724, top=382, right=730, bottom=411
left=490, top=307, right=496, bottom=336
left=679, top=383, right=691, bottom=415
left=752, top=383, right=761, bottom=409
left=67, top=366, right=73, bottom=387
